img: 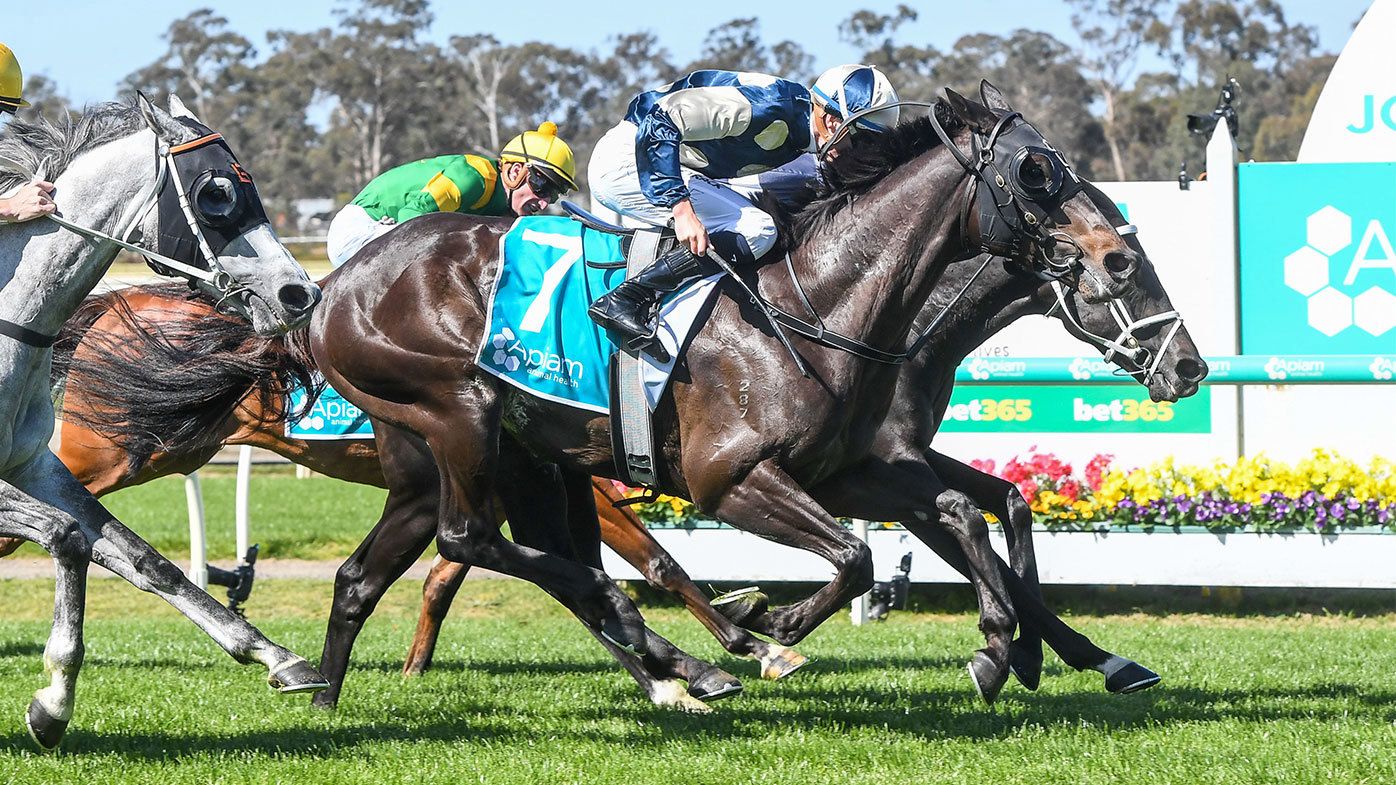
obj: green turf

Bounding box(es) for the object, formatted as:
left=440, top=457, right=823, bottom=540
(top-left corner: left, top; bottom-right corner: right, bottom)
left=0, top=578, right=1392, bottom=784
left=92, top=473, right=389, bottom=561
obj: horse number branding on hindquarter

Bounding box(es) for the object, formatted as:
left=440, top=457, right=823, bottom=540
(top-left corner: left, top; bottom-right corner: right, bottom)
left=739, top=378, right=750, bottom=418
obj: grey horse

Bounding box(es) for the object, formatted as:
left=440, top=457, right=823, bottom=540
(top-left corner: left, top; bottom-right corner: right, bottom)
left=0, top=94, right=326, bottom=749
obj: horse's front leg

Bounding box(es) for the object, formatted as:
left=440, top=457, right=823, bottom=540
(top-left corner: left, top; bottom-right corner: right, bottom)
left=13, top=451, right=329, bottom=695
left=809, top=456, right=1017, bottom=704
left=697, top=459, right=874, bottom=646
left=926, top=449, right=1045, bottom=689
left=423, top=395, right=649, bottom=656
left=0, top=480, right=90, bottom=749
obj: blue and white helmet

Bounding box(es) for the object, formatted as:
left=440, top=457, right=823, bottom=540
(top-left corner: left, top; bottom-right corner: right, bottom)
left=811, top=64, right=899, bottom=132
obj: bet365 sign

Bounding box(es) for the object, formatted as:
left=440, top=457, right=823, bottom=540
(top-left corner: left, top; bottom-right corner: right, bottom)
left=1238, top=162, right=1396, bottom=354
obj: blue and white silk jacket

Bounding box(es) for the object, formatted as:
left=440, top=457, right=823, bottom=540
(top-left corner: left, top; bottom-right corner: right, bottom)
left=624, top=70, right=815, bottom=208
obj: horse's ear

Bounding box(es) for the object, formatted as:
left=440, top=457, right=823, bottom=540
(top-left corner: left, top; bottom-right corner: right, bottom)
left=167, top=94, right=202, bottom=124
left=943, top=87, right=995, bottom=132
left=979, top=80, right=1012, bottom=114
left=135, top=91, right=162, bottom=133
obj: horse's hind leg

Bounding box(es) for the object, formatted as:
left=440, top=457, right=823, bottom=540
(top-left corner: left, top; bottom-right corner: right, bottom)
left=550, top=470, right=741, bottom=702
left=15, top=452, right=328, bottom=696
left=318, top=424, right=440, bottom=708
left=0, top=481, right=91, bottom=749
left=592, top=479, right=805, bottom=680
left=926, top=450, right=1045, bottom=689
left=425, top=399, right=649, bottom=655
left=403, top=555, right=469, bottom=677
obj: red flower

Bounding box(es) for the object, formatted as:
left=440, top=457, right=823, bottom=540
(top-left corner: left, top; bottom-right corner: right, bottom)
left=1085, top=453, right=1114, bottom=491
left=971, top=458, right=997, bottom=476
left=1019, top=479, right=1040, bottom=502
left=1059, top=479, right=1081, bottom=502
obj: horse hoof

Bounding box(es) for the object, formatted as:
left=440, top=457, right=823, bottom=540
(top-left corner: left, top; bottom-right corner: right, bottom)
left=712, top=587, right=769, bottom=627
left=269, top=658, right=330, bottom=694
left=759, top=646, right=809, bottom=680
left=599, top=616, right=648, bottom=656
left=688, top=668, right=744, bottom=702
left=1104, top=660, right=1161, bottom=694
left=25, top=699, right=68, bottom=750
left=309, top=690, right=339, bottom=711
left=1008, top=640, right=1043, bottom=692
left=967, top=650, right=1009, bottom=706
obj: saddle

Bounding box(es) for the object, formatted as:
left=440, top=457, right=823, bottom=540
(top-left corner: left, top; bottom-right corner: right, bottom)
left=561, top=200, right=676, bottom=261
left=561, top=200, right=671, bottom=490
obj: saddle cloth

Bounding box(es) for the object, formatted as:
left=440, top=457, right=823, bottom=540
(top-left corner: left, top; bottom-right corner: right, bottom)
left=478, top=215, right=717, bottom=413
left=286, top=374, right=374, bottom=440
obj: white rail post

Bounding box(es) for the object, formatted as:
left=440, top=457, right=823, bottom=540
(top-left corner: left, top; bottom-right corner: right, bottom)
left=849, top=518, right=871, bottom=626
left=184, top=472, right=208, bottom=589
left=235, top=445, right=252, bottom=562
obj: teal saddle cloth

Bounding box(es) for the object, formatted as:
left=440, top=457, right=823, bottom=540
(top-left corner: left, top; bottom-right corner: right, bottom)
left=477, top=216, right=630, bottom=413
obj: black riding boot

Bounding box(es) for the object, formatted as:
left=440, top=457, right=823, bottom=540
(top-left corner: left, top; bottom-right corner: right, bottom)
left=588, top=245, right=714, bottom=360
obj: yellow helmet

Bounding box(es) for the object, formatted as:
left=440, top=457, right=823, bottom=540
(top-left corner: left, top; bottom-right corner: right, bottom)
left=0, top=43, right=27, bottom=112
left=500, top=122, right=578, bottom=191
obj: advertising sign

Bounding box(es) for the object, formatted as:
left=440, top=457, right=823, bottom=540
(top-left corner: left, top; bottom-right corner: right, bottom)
left=1238, top=162, right=1396, bottom=355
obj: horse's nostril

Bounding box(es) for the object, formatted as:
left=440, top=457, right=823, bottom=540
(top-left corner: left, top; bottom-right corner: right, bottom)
left=278, top=283, right=320, bottom=314
left=1175, top=358, right=1207, bottom=383
left=1104, top=251, right=1136, bottom=278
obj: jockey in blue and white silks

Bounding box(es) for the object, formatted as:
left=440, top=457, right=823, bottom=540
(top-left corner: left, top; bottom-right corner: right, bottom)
left=587, top=65, right=899, bottom=357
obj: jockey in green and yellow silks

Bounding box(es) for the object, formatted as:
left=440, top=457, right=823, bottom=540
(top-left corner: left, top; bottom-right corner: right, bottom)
left=0, top=42, right=57, bottom=225
left=326, top=122, right=578, bottom=267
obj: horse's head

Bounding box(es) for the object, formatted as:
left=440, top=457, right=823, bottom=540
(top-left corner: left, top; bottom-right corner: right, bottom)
left=133, top=93, right=320, bottom=336
left=942, top=81, right=1139, bottom=304
left=1039, top=181, right=1209, bottom=402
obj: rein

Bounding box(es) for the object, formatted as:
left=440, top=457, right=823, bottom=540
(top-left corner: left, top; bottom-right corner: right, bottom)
left=0, top=124, right=250, bottom=348
left=735, top=99, right=1095, bottom=372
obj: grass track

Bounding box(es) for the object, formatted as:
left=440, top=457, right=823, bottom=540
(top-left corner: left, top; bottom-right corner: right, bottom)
left=0, top=578, right=1393, bottom=784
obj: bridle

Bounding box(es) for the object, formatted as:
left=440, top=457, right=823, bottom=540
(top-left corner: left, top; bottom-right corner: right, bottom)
left=1043, top=223, right=1185, bottom=386
left=710, top=98, right=1103, bottom=376
left=0, top=109, right=267, bottom=347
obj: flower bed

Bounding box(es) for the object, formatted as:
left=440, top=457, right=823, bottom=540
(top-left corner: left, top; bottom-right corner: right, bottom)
left=622, top=449, right=1396, bottom=535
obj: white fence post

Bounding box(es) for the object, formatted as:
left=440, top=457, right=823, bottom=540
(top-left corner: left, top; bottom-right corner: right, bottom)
left=184, top=472, right=208, bottom=589
left=849, top=519, right=871, bottom=626
left=235, top=446, right=252, bottom=562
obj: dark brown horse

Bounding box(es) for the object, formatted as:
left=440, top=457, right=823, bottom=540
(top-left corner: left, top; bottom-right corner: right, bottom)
left=38, top=285, right=776, bottom=710
left=308, top=87, right=1147, bottom=700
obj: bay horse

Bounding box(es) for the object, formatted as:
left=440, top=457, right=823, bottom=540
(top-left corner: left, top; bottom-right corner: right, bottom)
left=307, top=85, right=1147, bottom=700
left=0, top=95, right=325, bottom=748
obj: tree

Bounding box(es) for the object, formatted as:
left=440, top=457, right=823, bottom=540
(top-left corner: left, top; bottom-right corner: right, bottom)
left=1068, top=0, right=1168, bottom=180
left=123, top=9, right=256, bottom=129
left=14, top=74, right=73, bottom=123
left=935, top=30, right=1105, bottom=177
left=316, top=0, right=443, bottom=188
left=685, top=18, right=814, bottom=82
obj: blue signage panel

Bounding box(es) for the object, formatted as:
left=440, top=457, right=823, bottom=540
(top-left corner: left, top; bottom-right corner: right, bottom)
left=1238, top=162, right=1396, bottom=354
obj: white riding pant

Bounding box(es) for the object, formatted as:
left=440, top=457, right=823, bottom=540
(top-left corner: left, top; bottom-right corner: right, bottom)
left=588, top=121, right=818, bottom=261
left=326, top=204, right=397, bottom=268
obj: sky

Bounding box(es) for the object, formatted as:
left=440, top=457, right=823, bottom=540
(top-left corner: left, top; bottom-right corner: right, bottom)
left=5, top=0, right=1379, bottom=106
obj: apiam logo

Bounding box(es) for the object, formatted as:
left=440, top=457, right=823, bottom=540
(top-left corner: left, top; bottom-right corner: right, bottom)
left=1069, top=357, right=1094, bottom=381
left=1282, top=206, right=1396, bottom=337
left=966, top=357, right=1026, bottom=380
left=1371, top=357, right=1396, bottom=381
left=1265, top=356, right=1326, bottom=381
left=488, top=326, right=586, bottom=385
left=490, top=328, right=524, bottom=372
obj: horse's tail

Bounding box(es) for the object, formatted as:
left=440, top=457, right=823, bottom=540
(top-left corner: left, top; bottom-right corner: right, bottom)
left=58, top=282, right=323, bottom=473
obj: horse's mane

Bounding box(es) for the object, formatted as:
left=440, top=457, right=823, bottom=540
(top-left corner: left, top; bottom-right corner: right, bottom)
left=774, top=100, right=965, bottom=243
left=0, top=102, right=150, bottom=192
